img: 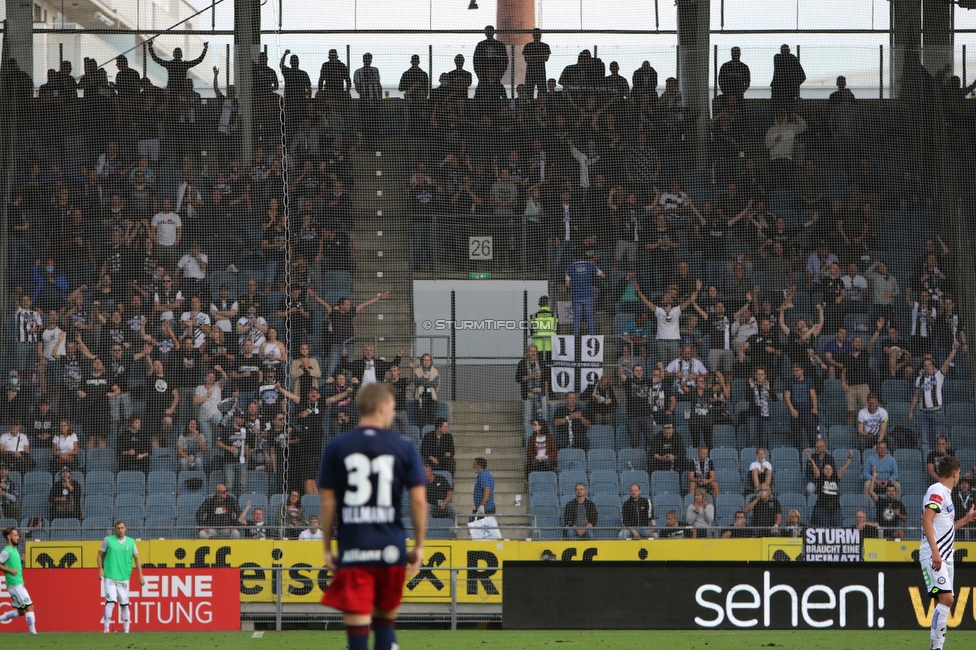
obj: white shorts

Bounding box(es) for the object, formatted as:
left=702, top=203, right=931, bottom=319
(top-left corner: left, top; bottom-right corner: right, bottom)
left=103, top=578, right=131, bottom=606
left=7, top=584, right=32, bottom=609
left=921, top=558, right=954, bottom=596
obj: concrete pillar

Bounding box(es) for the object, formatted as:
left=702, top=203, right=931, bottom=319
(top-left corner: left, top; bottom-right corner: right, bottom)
left=497, top=0, right=534, bottom=91
left=922, top=0, right=952, bottom=76
left=890, top=0, right=921, bottom=99
left=676, top=0, right=710, bottom=169
left=4, top=0, right=34, bottom=88
left=234, top=0, right=260, bottom=162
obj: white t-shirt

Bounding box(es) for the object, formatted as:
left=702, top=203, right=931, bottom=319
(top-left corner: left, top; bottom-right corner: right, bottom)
left=841, top=274, right=868, bottom=301
left=655, top=305, right=682, bottom=340
left=919, top=482, right=954, bottom=563
left=298, top=528, right=324, bottom=541
left=53, top=433, right=78, bottom=454
left=210, top=299, right=239, bottom=333
left=41, top=326, right=66, bottom=360
left=665, top=357, right=708, bottom=387
left=0, top=432, right=29, bottom=453
left=195, top=383, right=223, bottom=422
left=749, top=459, right=773, bottom=475
left=177, top=252, right=208, bottom=280
left=857, top=406, right=889, bottom=437
left=151, top=211, right=182, bottom=246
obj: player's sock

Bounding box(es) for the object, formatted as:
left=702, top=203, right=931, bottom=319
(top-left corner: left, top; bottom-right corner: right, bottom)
left=372, top=617, right=397, bottom=650
left=931, top=603, right=950, bottom=650
left=24, top=611, right=36, bottom=634
left=0, top=610, right=19, bottom=622
left=346, top=624, right=370, bottom=650
left=121, top=605, right=130, bottom=633
left=104, top=602, right=115, bottom=632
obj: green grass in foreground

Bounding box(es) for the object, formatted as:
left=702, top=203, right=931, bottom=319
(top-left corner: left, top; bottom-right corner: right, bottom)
left=9, top=629, right=976, bottom=650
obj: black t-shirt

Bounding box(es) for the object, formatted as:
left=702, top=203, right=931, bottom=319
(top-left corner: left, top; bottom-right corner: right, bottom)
left=816, top=476, right=841, bottom=511
left=623, top=377, right=652, bottom=418
left=788, top=332, right=817, bottom=367
left=751, top=496, right=782, bottom=528
left=235, top=354, right=261, bottom=393
left=875, top=495, right=905, bottom=528
left=843, top=351, right=872, bottom=386
left=649, top=433, right=679, bottom=472
left=82, top=371, right=113, bottom=411
left=427, top=477, right=451, bottom=509
left=147, top=374, right=177, bottom=415
left=746, top=332, right=780, bottom=367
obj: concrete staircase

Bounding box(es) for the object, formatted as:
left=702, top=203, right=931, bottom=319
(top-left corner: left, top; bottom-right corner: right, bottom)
left=449, top=400, right=529, bottom=539
left=346, top=135, right=528, bottom=539
left=346, top=136, right=414, bottom=357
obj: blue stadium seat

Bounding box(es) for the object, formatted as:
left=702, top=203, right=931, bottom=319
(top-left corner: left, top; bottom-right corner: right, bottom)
left=117, top=471, right=146, bottom=497
left=951, top=427, right=976, bottom=450
left=617, top=448, right=646, bottom=473
left=528, top=472, right=557, bottom=497
left=770, top=447, right=800, bottom=471
left=618, top=470, right=649, bottom=497
left=712, top=424, right=737, bottom=448
left=591, top=494, right=622, bottom=539
left=716, top=469, right=741, bottom=495
left=146, top=493, right=177, bottom=520
left=588, top=425, right=615, bottom=450
left=247, top=470, right=269, bottom=496
left=24, top=471, right=52, bottom=498
left=587, top=448, right=617, bottom=473
left=301, top=494, right=322, bottom=518
left=149, top=447, right=176, bottom=474
left=559, top=470, right=588, bottom=497
left=840, top=494, right=873, bottom=522
left=715, top=494, right=745, bottom=522
left=177, top=493, right=206, bottom=521
left=614, top=425, right=630, bottom=451
left=50, top=518, right=81, bottom=541
left=427, top=517, right=455, bottom=540
left=828, top=425, right=856, bottom=449
left=82, top=517, right=113, bottom=541
left=114, top=494, right=145, bottom=517
left=652, top=495, right=683, bottom=523
left=558, top=449, right=586, bottom=472
left=947, top=404, right=975, bottom=428
left=589, top=470, right=619, bottom=497
left=773, top=469, right=802, bottom=495
left=178, top=470, right=207, bottom=494
left=882, top=380, right=912, bottom=405
left=148, top=470, right=178, bottom=496
left=86, top=471, right=115, bottom=497
left=86, top=448, right=116, bottom=473
left=651, top=470, right=680, bottom=496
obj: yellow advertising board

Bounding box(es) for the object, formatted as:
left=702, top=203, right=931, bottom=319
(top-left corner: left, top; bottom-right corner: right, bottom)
left=25, top=539, right=976, bottom=604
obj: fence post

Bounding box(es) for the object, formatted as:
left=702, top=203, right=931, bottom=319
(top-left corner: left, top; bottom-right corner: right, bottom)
left=450, top=568, right=458, bottom=631
left=879, top=44, right=884, bottom=99
left=275, top=568, right=283, bottom=632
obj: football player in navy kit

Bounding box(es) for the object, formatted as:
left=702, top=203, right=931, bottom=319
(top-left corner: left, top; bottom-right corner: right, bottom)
left=319, top=382, right=427, bottom=650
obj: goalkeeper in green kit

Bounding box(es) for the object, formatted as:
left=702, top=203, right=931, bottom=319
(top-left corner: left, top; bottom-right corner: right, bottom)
left=97, top=521, right=145, bottom=633
left=0, top=527, right=37, bottom=633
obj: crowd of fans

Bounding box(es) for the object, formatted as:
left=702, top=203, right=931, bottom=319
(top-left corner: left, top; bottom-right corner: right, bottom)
left=2, top=27, right=976, bottom=540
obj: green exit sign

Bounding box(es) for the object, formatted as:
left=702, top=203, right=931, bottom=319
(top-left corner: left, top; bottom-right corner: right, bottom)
left=469, top=273, right=491, bottom=280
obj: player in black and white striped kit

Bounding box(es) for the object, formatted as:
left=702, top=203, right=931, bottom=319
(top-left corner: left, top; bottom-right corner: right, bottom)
left=920, top=456, right=976, bottom=650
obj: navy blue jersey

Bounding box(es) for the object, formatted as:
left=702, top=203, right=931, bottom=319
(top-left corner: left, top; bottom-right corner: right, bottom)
left=318, top=425, right=426, bottom=567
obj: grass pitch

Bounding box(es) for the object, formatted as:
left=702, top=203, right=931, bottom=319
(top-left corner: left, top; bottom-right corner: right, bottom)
left=9, top=629, right=976, bottom=650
